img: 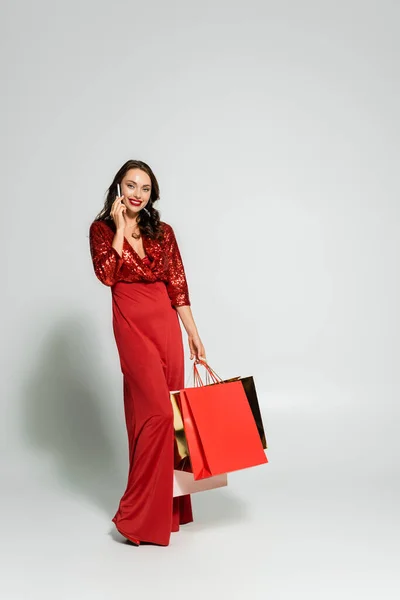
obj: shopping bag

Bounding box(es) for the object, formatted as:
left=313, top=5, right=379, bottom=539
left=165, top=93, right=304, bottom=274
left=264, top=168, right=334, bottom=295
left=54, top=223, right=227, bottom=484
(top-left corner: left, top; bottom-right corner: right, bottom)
left=179, top=360, right=268, bottom=480
left=171, top=391, right=189, bottom=462
left=173, top=469, right=228, bottom=497
left=222, top=375, right=267, bottom=449
left=195, top=363, right=268, bottom=450
left=170, top=401, right=228, bottom=496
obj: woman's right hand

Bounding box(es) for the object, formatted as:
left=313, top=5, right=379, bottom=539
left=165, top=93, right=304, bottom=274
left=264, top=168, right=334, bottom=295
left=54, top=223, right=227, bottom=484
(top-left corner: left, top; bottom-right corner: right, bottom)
left=110, top=195, right=127, bottom=231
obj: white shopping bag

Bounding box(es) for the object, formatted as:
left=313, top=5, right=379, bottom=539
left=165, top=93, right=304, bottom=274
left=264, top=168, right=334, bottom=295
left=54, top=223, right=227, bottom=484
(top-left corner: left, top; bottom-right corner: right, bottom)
left=173, top=470, right=228, bottom=497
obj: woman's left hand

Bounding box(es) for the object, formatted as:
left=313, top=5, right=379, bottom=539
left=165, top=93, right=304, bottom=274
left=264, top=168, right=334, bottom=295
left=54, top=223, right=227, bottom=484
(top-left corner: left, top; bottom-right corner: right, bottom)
left=188, top=334, right=206, bottom=361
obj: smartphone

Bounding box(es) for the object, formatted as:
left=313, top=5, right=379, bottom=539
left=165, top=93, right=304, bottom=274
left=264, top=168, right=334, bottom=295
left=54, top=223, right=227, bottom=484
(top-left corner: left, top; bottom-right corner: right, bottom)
left=117, top=183, right=121, bottom=197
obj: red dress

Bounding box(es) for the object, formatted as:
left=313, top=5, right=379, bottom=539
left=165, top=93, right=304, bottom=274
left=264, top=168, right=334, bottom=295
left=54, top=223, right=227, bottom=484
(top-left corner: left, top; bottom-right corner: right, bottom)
left=89, top=219, right=193, bottom=546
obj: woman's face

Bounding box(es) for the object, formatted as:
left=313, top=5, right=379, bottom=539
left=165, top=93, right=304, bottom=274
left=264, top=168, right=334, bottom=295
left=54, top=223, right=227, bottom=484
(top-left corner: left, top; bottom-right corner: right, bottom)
left=120, top=168, right=152, bottom=215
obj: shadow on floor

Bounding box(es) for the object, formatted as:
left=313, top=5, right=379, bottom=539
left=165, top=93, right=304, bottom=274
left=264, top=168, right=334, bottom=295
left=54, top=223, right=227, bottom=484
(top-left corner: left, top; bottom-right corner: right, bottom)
left=21, top=315, right=126, bottom=514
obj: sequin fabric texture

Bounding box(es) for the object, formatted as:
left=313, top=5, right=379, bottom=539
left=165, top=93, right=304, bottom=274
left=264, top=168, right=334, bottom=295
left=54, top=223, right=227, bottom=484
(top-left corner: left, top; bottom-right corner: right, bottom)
left=89, top=219, right=190, bottom=307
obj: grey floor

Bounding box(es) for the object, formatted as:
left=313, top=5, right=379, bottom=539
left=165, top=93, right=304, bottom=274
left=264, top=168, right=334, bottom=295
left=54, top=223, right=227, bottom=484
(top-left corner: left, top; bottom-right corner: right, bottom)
left=2, top=408, right=398, bottom=600
left=2, top=1, right=399, bottom=597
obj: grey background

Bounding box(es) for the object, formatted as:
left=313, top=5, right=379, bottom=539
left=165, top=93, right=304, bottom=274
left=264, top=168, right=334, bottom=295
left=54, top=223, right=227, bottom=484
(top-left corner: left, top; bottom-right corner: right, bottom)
left=2, top=1, right=399, bottom=598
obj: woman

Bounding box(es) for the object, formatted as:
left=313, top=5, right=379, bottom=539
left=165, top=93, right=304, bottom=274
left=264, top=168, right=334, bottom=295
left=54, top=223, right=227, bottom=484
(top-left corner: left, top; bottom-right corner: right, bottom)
left=89, top=159, right=206, bottom=547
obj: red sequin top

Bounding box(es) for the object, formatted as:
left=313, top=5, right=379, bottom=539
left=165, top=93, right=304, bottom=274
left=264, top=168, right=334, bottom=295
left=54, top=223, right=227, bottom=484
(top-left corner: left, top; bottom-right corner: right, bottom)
left=89, top=219, right=190, bottom=307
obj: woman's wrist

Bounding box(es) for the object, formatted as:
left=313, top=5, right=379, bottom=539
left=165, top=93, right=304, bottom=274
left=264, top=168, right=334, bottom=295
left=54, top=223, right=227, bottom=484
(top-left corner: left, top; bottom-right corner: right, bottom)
left=112, top=228, right=125, bottom=257
left=187, top=330, right=199, bottom=338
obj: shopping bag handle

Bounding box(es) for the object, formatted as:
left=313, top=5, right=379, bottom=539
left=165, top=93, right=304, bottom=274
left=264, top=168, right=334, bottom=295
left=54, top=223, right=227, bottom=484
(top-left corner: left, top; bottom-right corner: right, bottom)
left=193, top=359, right=223, bottom=387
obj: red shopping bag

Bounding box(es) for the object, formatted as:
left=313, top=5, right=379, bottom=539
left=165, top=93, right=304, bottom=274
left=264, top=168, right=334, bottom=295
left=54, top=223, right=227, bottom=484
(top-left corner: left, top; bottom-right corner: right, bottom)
left=179, top=361, right=268, bottom=480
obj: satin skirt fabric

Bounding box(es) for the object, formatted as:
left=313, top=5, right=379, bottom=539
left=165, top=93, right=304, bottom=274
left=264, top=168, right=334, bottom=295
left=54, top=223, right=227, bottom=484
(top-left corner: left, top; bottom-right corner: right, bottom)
left=110, top=280, right=193, bottom=546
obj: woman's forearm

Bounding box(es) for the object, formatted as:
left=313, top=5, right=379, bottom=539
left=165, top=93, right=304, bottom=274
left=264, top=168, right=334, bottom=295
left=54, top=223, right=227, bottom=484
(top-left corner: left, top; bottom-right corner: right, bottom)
left=112, top=228, right=125, bottom=257
left=176, top=305, right=198, bottom=337
left=176, top=305, right=206, bottom=360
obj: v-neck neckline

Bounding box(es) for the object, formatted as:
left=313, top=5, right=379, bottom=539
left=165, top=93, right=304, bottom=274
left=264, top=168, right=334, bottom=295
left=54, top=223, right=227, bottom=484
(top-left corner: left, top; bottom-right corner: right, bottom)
left=100, top=220, right=150, bottom=263
left=103, top=221, right=150, bottom=266
left=123, top=235, right=148, bottom=262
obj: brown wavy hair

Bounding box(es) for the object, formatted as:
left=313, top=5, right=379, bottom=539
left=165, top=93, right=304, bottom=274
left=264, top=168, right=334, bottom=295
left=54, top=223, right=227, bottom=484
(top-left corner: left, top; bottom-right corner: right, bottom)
left=94, top=159, right=164, bottom=240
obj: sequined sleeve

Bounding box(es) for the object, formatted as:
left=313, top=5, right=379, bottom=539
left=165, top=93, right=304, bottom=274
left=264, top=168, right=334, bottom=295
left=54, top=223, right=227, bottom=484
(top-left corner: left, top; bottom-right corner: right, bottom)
left=163, top=224, right=191, bottom=307
left=89, top=220, right=124, bottom=286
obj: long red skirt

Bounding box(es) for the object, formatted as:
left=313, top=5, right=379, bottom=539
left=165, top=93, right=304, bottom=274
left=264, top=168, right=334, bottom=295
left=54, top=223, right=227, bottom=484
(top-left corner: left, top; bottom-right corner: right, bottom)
left=110, top=280, right=193, bottom=546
